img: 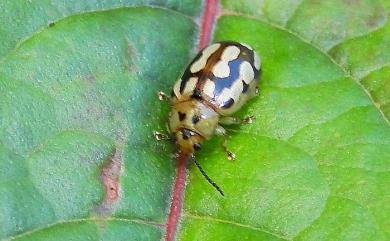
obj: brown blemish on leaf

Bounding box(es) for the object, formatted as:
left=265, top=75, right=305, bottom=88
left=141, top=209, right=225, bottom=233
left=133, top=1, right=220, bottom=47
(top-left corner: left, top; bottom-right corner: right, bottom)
left=85, top=74, right=97, bottom=83
left=102, top=150, right=121, bottom=202
left=95, top=147, right=122, bottom=215
left=125, top=39, right=139, bottom=72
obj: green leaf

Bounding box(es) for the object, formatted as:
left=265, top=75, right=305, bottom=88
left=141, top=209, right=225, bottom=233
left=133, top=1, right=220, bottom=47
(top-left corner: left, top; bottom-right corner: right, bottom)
left=0, top=0, right=201, bottom=57
left=0, top=6, right=198, bottom=240
left=1, top=1, right=390, bottom=241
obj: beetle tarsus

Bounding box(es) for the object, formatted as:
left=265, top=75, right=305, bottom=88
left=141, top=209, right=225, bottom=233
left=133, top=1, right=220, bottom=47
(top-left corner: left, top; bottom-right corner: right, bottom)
left=153, top=131, right=171, bottom=141
left=222, top=136, right=236, bottom=161
left=158, top=91, right=170, bottom=101
left=242, top=115, right=256, bottom=124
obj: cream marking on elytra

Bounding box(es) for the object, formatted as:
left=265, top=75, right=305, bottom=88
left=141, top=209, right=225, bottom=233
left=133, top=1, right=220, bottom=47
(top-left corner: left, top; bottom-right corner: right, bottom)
left=190, top=43, right=221, bottom=73
left=230, top=78, right=244, bottom=101
left=221, top=46, right=240, bottom=60
left=212, top=60, right=230, bottom=78
left=217, top=88, right=233, bottom=105
left=212, top=46, right=240, bottom=78
left=240, top=43, right=253, bottom=50
left=240, top=61, right=255, bottom=84
left=173, top=79, right=182, bottom=97
left=254, top=53, right=261, bottom=70
left=203, top=79, right=215, bottom=98
left=184, top=77, right=198, bottom=93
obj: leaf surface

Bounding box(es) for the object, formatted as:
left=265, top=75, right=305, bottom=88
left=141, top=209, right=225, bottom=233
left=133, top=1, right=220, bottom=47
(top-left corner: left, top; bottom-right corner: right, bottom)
left=0, top=6, right=198, bottom=240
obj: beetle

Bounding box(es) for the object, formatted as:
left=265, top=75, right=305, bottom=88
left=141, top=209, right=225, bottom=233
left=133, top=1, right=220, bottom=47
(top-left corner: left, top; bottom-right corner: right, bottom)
left=163, top=41, right=261, bottom=195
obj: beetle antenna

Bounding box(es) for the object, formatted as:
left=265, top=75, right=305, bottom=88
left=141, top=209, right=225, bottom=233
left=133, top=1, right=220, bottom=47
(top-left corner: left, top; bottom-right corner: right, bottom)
left=191, top=155, right=224, bottom=196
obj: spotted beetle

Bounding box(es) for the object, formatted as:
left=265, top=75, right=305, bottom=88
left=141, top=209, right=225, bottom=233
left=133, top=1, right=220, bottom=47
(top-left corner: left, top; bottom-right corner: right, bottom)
left=167, top=41, right=261, bottom=195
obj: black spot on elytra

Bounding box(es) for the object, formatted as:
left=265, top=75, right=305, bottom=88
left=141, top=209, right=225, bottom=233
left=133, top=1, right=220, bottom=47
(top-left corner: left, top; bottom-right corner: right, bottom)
left=254, top=67, right=262, bottom=80
left=179, top=50, right=202, bottom=94
left=178, top=112, right=186, bottom=121
left=221, top=98, right=235, bottom=109
left=192, top=115, right=200, bottom=124
left=242, top=81, right=249, bottom=93
left=179, top=79, right=187, bottom=93
left=191, top=88, right=203, bottom=100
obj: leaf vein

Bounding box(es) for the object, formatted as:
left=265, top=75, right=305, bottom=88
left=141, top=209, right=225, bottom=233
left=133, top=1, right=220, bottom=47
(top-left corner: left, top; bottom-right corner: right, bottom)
left=183, top=213, right=290, bottom=240
left=6, top=217, right=163, bottom=241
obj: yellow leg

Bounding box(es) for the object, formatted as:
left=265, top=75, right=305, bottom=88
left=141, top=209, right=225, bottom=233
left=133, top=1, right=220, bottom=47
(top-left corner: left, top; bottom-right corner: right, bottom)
left=157, top=91, right=170, bottom=101
left=214, top=125, right=235, bottom=160
left=153, top=131, right=171, bottom=141
left=219, top=115, right=255, bottom=125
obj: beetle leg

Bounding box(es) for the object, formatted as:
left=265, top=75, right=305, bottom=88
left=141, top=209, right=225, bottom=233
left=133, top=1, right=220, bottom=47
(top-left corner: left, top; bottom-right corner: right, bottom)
left=157, top=91, right=170, bottom=101
left=222, top=136, right=236, bottom=161
left=214, top=125, right=235, bottom=160
left=214, top=125, right=226, bottom=136
left=219, top=115, right=255, bottom=125
left=242, top=115, right=256, bottom=124
left=153, top=131, right=171, bottom=141
left=219, top=116, right=241, bottom=125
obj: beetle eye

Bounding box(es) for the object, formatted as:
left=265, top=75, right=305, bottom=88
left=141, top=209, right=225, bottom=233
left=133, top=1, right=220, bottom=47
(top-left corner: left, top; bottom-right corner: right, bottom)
left=193, top=143, right=201, bottom=150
